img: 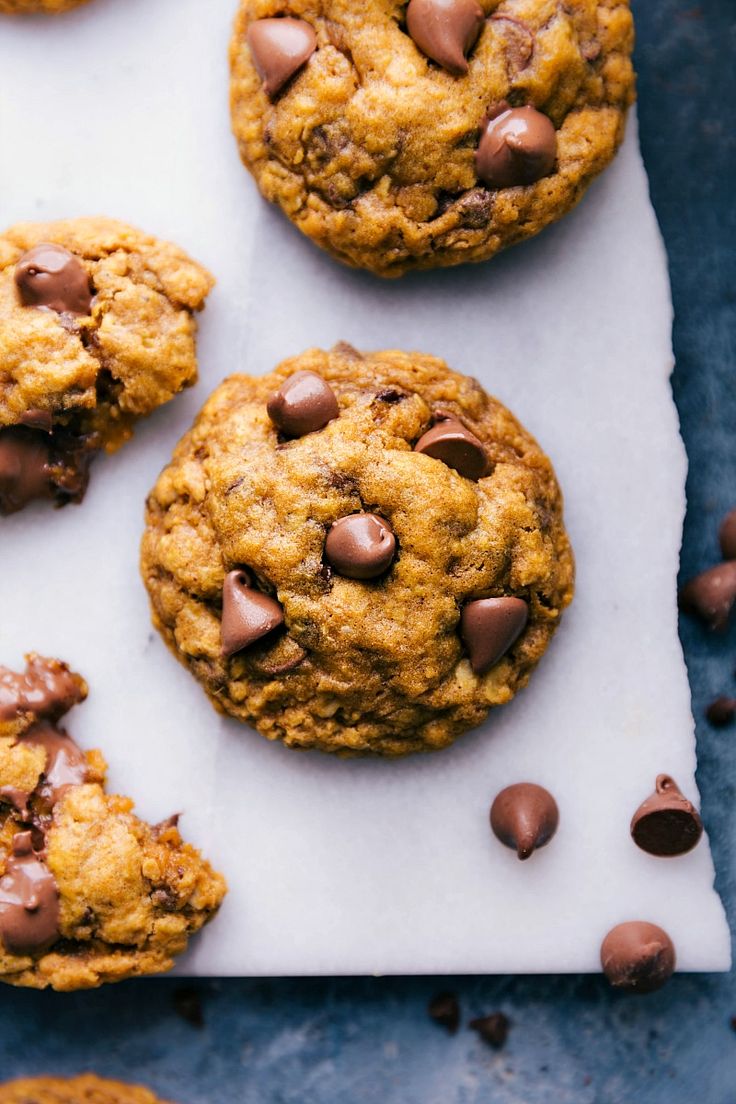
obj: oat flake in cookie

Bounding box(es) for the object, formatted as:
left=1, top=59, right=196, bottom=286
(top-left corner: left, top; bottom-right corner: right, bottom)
left=229, top=0, right=635, bottom=276
left=141, top=345, right=574, bottom=756
left=0, top=218, right=213, bottom=515
left=0, top=1076, right=172, bottom=1104
left=0, top=655, right=226, bottom=991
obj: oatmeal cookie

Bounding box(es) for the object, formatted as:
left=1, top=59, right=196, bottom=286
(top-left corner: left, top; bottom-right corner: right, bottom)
left=141, top=344, right=574, bottom=756
left=230, top=0, right=635, bottom=276
left=0, top=218, right=213, bottom=515
left=0, top=1, right=91, bottom=12
left=0, top=655, right=226, bottom=991
left=0, top=1076, right=171, bottom=1104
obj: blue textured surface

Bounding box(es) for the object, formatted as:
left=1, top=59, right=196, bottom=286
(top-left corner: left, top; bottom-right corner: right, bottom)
left=1, top=1, right=735, bottom=1100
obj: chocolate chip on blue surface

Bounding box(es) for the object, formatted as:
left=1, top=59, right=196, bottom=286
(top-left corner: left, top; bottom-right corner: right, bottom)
left=414, top=411, right=490, bottom=481
left=679, top=561, right=736, bottom=631
left=406, top=0, right=485, bottom=75
left=490, top=782, right=559, bottom=860
left=428, top=992, right=460, bottom=1034
left=630, top=775, right=703, bottom=857
left=719, top=507, right=736, bottom=560
left=267, top=371, right=339, bottom=437
left=476, top=104, right=557, bottom=188
left=247, top=17, right=317, bottom=97
left=460, top=596, right=528, bottom=674
left=469, top=1011, right=510, bottom=1048
left=325, top=513, right=396, bottom=579
left=221, top=570, right=285, bottom=657
left=14, top=243, right=92, bottom=315
left=600, top=921, right=676, bottom=993
left=706, top=696, right=736, bottom=727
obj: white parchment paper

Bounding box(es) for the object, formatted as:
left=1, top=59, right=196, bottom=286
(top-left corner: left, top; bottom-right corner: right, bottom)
left=0, top=0, right=729, bottom=974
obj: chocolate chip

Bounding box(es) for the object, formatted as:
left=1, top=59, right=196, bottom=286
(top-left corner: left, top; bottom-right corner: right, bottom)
left=706, top=696, right=736, bottom=726
left=374, top=388, right=406, bottom=404
left=600, top=921, right=676, bottom=994
left=490, top=782, right=559, bottom=860
left=173, top=986, right=205, bottom=1028
left=247, top=17, right=317, bottom=97
left=0, top=832, right=60, bottom=955
left=221, top=570, right=285, bottom=658
left=476, top=105, right=557, bottom=188
left=0, top=655, right=86, bottom=723
left=406, top=0, right=485, bottom=75
left=14, top=243, right=92, bottom=316
left=719, top=508, right=736, bottom=560
left=428, top=992, right=460, bottom=1034
left=469, top=1012, right=510, bottom=1048
left=460, top=596, right=528, bottom=674
left=630, top=775, right=703, bottom=857
left=19, top=409, right=53, bottom=433
left=414, top=411, right=490, bottom=481
left=679, top=561, right=736, bottom=631
left=325, top=513, right=396, bottom=580
left=17, top=723, right=89, bottom=810
left=0, top=427, right=53, bottom=516
left=267, top=371, right=339, bottom=438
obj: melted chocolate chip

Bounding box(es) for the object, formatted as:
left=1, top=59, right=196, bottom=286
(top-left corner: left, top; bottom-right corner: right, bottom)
left=247, top=17, right=317, bottom=97
left=600, top=921, right=676, bottom=993
left=630, top=775, right=703, bottom=857
left=719, top=508, right=736, bottom=560
left=19, top=409, right=53, bottom=433
left=406, top=0, right=485, bottom=75
left=0, top=832, right=60, bottom=955
left=428, top=992, right=460, bottom=1033
left=460, top=596, right=528, bottom=674
left=0, top=427, right=53, bottom=515
left=0, top=655, right=86, bottom=724
left=476, top=105, right=557, bottom=188
left=14, top=243, right=92, bottom=316
left=414, top=411, right=490, bottom=481
left=490, top=782, right=559, bottom=860
left=221, top=570, right=285, bottom=658
left=267, top=371, right=339, bottom=438
left=325, top=514, right=396, bottom=580
left=18, top=723, right=89, bottom=809
left=469, top=1012, right=510, bottom=1048
left=679, top=561, right=736, bottom=631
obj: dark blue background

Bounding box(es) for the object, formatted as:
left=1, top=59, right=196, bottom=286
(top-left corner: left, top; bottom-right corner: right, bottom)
left=1, top=2, right=734, bottom=1100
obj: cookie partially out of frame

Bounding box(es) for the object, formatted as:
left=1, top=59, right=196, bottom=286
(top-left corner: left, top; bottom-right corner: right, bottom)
left=230, top=0, right=635, bottom=276
left=141, top=344, right=574, bottom=756
left=0, top=217, right=213, bottom=515
left=0, top=655, right=226, bottom=991
left=0, top=1075, right=171, bottom=1104
left=0, top=1, right=91, bottom=13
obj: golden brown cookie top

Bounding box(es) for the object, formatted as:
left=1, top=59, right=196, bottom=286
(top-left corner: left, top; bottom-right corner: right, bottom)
left=142, top=344, right=574, bottom=756
left=0, top=0, right=91, bottom=12
left=230, top=0, right=635, bottom=275
left=0, top=1075, right=170, bottom=1104
left=0, top=217, right=213, bottom=515
left=0, top=655, right=226, bottom=991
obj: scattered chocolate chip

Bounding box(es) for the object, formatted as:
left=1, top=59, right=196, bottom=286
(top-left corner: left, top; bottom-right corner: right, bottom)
left=173, top=986, right=205, bottom=1028
left=331, top=342, right=364, bottom=360
left=730, top=1015, right=736, bottom=1033
left=14, top=243, right=92, bottom=316
left=0, top=427, right=53, bottom=516
left=476, top=105, right=557, bottom=188
left=490, top=782, right=559, bottom=860
left=600, top=921, right=676, bottom=993
left=469, top=1012, right=510, bottom=1048
left=247, top=17, right=317, bottom=97
left=706, top=696, right=736, bottom=726
left=460, top=596, right=528, bottom=674
left=719, top=508, right=736, bottom=560
left=0, top=832, right=60, bottom=955
left=221, top=570, right=285, bottom=658
left=325, top=513, right=396, bottom=580
left=428, top=992, right=460, bottom=1033
left=679, top=562, right=736, bottom=631
left=0, top=655, right=86, bottom=724
left=630, top=775, right=703, bottom=857
left=18, top=723, right=89, bottom=809
left=406, top=0, right=485, bottom=75
left=267, top=371, right=339, bottom=438
left=414, top=411, right=490, bottom=481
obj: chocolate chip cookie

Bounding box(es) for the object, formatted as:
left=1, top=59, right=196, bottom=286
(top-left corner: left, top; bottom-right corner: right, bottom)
left=230, top=0, right=635, bottom=276
left=0, top=218, right=213, bottom=515
left=141, top=345, right=574, bottom=756
left=0, top=1, right=90, bottom=13
left=0, top=1076, right=170, bottom=1104
left=0, top=655, right=226, bottom=990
